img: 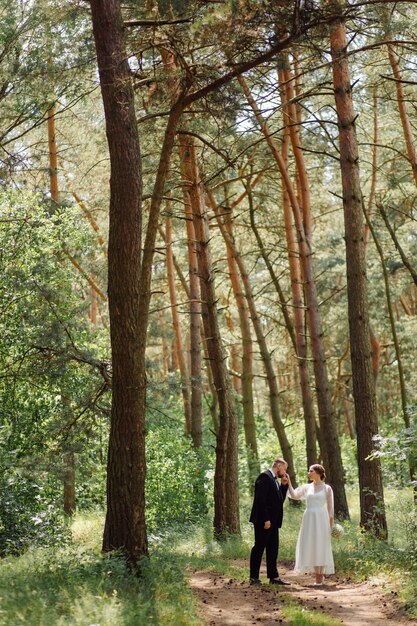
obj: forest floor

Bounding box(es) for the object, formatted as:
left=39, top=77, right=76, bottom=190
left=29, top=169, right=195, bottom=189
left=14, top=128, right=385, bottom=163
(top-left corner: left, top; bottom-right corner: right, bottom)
left=189, top=560, right=416, bottom=626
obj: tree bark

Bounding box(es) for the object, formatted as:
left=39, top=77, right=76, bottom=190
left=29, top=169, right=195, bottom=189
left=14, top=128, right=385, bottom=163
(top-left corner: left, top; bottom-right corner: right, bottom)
left=182, top=187, right=203, bottom=447
left=238, top=74, right=347, bottom=517
left=165, top=214, right=192, bottom=435
left=208, top=191, right=298, bottom=488
left=63, top=450, right=76, bottom=516
left=329, top=4, right=387, bottom=535
left=47, top=105, right=59, bottom=203
left=90, top=0, right=148, bottom=562
left=222, top=204, right=260, bottom=485
left=160, top=202, right=203, bottom=446
left=224, top=307, right=243, bottom=395
left=277, top=62, right=318, bottom=467
left=387, top=44, right=417, bottom=187
left=180, top=135, right=240, bottom=537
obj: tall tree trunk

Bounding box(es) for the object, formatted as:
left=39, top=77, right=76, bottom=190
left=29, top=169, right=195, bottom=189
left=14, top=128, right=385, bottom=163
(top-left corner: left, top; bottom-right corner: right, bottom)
left=362, top=88, right=382, bottom=384
left=165, top=214, right=192, bottom=435
left=161, top=318, right=169, bottom=380
left=363, top=87, right=379, bottom=255
left=277, top=62, right=318, bottom=467
left=248, top=186, right=317, bottom=468
left=180, top=135, right=240, bottom=537
left=222, top=205, right=260, bottom=485
left=183, top=187, right=203, bottom=447
left=224, top=306, right=243, bottom=395
left=387, top=44, right=417, bottom=187
left=161, top=196, right=203, bottom=446
left=280, top=57, right=313, bottom=243
left=92, top=2, right=185, bottom=560
left=329, top=4, right=387, bottom=535
left=47, top=105, right=59, bottom=203
left=63, top=450, right=76, bottom=516
left=208, top=191, right=297, bottom=488
left=90, top=0, right=148, bottom=562
left=160, top=47, right=204, bottom=448
left=238, top=74, right=348, bottom=517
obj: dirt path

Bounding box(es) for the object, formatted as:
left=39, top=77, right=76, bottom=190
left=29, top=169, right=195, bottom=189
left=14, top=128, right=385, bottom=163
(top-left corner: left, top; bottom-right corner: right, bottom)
left=189, top=563, right=416, bottom=625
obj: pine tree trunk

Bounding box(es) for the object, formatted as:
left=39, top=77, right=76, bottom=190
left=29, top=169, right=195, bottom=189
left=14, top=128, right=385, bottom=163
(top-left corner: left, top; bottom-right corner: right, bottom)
left=209, top=192, right=297, bottom=488
left=90, top=0, right=148, bottom=562
left=387, top=44, right=417, bottom=187
left=278, top=63, right=318, bottom=467
left=165, top=215, right=192, bottom=435
left=161, top=321, right=169, bottom=380
left=238, top=75, right=348, bottom=516
left=330, top=6, right=387, bottom=535
left=180, top=135, right=240, bottom=537
left=182, top=187, right=203, bottom=447
left=224, top=308, right=243, bottom=395
left=63, top=451, right=76, bottom=516
left=47, top=105, right=59, bottom=203
left=160, top=45, right=204, bottom=448
left=363, top=88, right=379, bottom=254
left=222, top=206, right=260, bottom=484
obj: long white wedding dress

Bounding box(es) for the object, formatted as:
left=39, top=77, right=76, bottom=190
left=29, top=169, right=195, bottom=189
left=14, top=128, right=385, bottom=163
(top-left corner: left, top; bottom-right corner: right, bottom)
left=288, top=482, right=335, bottom=575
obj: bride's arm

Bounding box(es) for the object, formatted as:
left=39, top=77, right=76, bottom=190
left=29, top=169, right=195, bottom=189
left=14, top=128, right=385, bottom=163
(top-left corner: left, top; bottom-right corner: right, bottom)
left=287, top=481, right=308, bottom=500
left=326, top=485, right=334, bottom=527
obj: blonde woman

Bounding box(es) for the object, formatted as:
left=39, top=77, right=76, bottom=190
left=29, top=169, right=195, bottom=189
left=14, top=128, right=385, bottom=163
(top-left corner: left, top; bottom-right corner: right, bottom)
left=286, top=464, right=335, bottom=585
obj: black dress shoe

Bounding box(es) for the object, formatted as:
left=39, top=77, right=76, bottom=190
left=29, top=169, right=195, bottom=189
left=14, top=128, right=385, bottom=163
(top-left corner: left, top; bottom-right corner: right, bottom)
left=269, top=578, right=290, bottom=585
left=249, top=578, right=263, bottom=585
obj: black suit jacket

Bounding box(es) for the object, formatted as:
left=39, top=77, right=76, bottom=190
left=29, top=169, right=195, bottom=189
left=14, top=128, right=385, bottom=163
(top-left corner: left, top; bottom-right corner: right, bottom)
left=249, top=470, right=288, bottom=528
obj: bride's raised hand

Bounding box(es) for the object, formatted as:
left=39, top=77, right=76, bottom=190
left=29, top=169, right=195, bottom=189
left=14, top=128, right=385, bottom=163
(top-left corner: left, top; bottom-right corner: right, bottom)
left=281, top=472, right=290, bottom=485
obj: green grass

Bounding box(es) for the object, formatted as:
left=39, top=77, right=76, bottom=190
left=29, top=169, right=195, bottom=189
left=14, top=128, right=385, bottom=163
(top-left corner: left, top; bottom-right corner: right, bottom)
left=279, top=601, right=344, bottom=626
left=0, top=489, right=416, bottom=625
left=0, top=514, right=201, bottom=626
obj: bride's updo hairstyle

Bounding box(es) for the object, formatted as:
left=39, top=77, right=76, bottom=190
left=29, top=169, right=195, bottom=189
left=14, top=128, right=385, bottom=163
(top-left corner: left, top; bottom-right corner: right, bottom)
left=311, top=464, right=326, bottom=480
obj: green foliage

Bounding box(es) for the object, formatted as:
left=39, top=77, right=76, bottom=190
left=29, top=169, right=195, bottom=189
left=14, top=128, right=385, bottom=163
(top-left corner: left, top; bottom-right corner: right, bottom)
left=1, top=488, right=417, bottom=625
left=0, top=471, right=69, bottom=557
left=0, top=0, right=94, bottom=170
left=372, top=424, right=417, bottom=469
left=145, top=426, right=209, bottom=533
left=74, top=451, right=107, bottom=511
left=0, top=538, right=201, bottom=626
left=0, top=189, right=110, bottom=532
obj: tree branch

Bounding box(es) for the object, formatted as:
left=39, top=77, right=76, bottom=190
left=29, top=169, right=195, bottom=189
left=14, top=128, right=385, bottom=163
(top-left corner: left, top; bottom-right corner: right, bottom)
left=378, top=204, right=417, bottom=286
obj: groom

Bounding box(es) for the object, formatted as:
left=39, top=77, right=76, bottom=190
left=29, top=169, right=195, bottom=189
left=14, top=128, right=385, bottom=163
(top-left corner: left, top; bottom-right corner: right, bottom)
left=249, top=457, right=290, bottom=585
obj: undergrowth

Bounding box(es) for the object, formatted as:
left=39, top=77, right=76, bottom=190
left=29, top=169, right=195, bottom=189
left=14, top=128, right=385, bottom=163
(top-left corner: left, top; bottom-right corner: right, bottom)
left=0, top=488, right=415, bottom=625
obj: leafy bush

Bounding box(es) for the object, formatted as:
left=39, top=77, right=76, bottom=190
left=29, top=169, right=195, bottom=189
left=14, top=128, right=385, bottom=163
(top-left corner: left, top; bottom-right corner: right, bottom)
left=371, top=412, right=417, bottom=489
left=145, top=427, right=209, bottom=533
left=0, top=472, right=70, bottom=557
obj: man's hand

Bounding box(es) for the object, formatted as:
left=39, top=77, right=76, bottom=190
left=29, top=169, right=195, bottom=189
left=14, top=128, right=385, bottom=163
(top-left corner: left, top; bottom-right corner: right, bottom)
left=264, top=520, right=271, bottom=529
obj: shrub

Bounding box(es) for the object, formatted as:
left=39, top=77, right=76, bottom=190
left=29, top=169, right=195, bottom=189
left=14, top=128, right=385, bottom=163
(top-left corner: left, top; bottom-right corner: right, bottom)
left=145, top=427, right=209, bottom=533
left=0, top=472, right=69, bottom=557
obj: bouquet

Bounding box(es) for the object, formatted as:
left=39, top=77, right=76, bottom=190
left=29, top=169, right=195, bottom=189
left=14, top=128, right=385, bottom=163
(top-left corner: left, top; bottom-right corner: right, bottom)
left=331, top=523, right=344, bottom=538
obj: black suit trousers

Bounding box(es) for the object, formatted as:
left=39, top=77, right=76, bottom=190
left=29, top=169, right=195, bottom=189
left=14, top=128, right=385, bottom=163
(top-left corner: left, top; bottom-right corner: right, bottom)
left=249, top=522, right=279, bottom=580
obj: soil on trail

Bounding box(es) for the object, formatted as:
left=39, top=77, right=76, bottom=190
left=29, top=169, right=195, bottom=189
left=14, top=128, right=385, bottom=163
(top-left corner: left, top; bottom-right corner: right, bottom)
left=189, top=563, right=416, bottom=626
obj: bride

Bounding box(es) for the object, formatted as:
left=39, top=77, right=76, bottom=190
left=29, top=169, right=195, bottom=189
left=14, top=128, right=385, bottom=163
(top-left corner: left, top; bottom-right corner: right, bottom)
left=286, top=464, right=335, bottom=585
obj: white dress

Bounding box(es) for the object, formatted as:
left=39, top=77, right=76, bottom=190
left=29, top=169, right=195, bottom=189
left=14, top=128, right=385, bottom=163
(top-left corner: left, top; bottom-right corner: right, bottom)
left=288, top=482, right=335, bottom=575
